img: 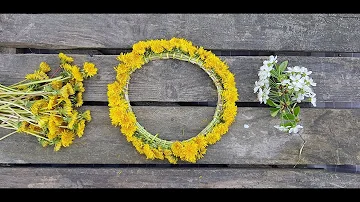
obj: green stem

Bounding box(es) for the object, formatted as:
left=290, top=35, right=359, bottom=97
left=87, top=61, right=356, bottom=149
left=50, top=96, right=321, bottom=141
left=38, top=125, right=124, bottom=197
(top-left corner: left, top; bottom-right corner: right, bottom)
left=0, top=130, right=17, bottom=141
left=0, top=100, right=32, bottom=114
left=12, top=76, right=69, bottom=88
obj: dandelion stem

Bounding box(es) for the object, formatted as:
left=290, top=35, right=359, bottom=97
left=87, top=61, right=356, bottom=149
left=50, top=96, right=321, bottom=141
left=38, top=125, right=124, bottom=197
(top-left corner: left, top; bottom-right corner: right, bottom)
left=0, top=130, right=17, bottom=141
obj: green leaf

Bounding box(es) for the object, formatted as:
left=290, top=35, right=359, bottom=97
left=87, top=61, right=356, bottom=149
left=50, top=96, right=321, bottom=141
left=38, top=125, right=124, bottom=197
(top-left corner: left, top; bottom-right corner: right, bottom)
left=278, top=60, right=288, bottom=73
left=282, top=121, right=296, bottom=128
left=282, top=113, right=295, bottom=120
left=266, top=99, right=278, bottom=107
left=270, top=108, right=280, bottom=117
left=293, top=106, right=300, bottom=117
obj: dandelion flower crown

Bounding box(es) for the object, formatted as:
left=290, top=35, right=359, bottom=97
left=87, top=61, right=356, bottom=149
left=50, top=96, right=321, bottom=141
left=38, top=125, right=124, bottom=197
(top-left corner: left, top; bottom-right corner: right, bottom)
left=107, top=37, right=239, bottom=163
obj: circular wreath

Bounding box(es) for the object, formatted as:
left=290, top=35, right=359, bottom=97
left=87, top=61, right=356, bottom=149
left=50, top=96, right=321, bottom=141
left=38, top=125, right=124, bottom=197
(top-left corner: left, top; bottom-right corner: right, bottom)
left=107, top=37, right=239, bottom=164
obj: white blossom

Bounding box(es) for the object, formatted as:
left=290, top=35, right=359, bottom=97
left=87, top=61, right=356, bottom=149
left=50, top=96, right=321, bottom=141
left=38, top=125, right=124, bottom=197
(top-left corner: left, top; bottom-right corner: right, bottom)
left=274, top=125, right=291, bottom=132
left=257, top=88, right=263, bottom=104
left=289, top=125, right=303, bottom=134
left=280, top=79, right=290, bottom=86
left=310, top=93, right=317, bottom=107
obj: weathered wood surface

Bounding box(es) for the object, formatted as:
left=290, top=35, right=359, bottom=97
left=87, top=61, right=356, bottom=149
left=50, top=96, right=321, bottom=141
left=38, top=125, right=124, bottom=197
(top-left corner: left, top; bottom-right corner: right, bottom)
left=1, top=167, right=359, bottom=188
left=1, top=14, right=360, bottom=51
left=1, top=106, right=360, bottom=165
left=0, top=54, right=360, bottom=103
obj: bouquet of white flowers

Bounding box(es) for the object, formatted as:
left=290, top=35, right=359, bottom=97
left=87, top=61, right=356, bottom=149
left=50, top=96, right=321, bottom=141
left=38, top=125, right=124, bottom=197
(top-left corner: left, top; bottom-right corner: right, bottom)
left=254, top=55, right=316, bottom=134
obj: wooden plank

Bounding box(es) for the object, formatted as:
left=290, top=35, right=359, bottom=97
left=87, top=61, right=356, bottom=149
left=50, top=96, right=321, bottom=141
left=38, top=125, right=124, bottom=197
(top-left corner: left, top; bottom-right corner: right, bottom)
left=1, top=54, right=360, bottom=102
left=1, top=14, right=360, bottom=51
left=0, top=47, right=16, bottom=54
left=1, top=167, right=359, bottom=188
left=1, top=106, right=360, bottom=164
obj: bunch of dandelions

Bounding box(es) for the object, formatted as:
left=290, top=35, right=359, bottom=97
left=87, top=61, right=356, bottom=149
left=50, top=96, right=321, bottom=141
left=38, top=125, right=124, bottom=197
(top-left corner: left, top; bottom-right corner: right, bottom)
left=0, top=53, right=98, bottom=151
left=254, top=55, right=316, bottom=134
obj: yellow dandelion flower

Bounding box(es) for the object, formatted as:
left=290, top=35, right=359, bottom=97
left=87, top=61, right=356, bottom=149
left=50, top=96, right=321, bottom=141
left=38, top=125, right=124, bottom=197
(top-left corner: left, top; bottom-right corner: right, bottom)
left=181, top=142, right=198, bottom=163
left=54, top=142, right=62, bottom=151
left=38, top=115, right=49, bottom=128
left=114, top=63, right=131, bottom=75
left=59, top=53, right=74, bottom=64
left=205, top=132, right=221, bottom=145
left=117, top=52, right=144, bottom=69
left=40, top=139, right=50, bottom=147
left=76, top=92, right=83, bottom=107
left=39, top=62, right=51, bottom=73
left=63, top=98, right=73, bottom=116
left=30, top=100, right=47, bottom=115
left=132, top=138, right=144, bottom=154
left=61, top=63, right=73, bottom=71
left=76, top=119, right=86, bottom=138
left=70, top=65, right=83, bottom=82
left=132, top=41, right=148, bottom=55
left=67, top=111, right=78, bottom=130
left=120, top=124, right=136, bottom=138
left=47, top=95, right=57, bottom=110
left=194, top=135, right=207, bottom=147
left=222, top=103, right=237, bottom=124
left=171, top=141, right=184, bottom=157
left=17, top=121, right=29, bottom=133
left=72, top=82, right=85, bottom=93
left=109, top=106, right=125, bottom=126
left=47, top=119, right=58, bottom=140
left=143, top=144, right=155, bottom=160
left=212, top=123, right=229, bottom=136
left=61, top=130, right=75, bottom=147
left=25, top=73, right=37, bottom=80
left=82, top=110, right=92, bottom=122
left=152, top=148, right=164, bottom=160
left=160, top=39, right=173, bottom=51
left=83, top=62, right=98, bottom=77
left=150, top=40, right=164, bottom=54
left=120, top=112, right=136, bottom=128
left=51, top=80, right=63, bottom=90
left=163, top=149, right=178, bottom=163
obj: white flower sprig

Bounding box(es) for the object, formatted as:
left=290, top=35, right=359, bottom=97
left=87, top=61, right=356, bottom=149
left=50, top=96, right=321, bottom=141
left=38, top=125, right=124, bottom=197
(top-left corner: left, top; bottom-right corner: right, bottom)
left=254, top=55, right=316, bottom=134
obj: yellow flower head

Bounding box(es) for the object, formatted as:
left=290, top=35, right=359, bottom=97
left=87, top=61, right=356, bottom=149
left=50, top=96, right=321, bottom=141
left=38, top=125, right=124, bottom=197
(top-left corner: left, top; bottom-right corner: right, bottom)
left=76, top=92, right=83, bottom=107
left=143, top=144, right=155, bottom=160
left=39, top=62, right=51, bottom=73
left=82, top=110, right=92, bottom=122
left=59, top=53, right=74, bottom=64
left=76, top=120, right=86, bottom=138
left=70, top=65, right=83, bottom=82
left=83, top=62, right=98, bottom=77
left=51, top=80, right=63, bottom=90
left=61, top=130, right=75, bottom=147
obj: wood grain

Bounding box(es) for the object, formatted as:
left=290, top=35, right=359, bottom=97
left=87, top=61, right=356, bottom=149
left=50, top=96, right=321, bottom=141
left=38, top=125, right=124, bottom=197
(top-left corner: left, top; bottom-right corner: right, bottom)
left=1, top=106, right=360, bottom=165
left=1, top=167, right=359, bottom=188
left=0, top=54, right=360, bottom=103
left=1, top=14, right=360, bottom=51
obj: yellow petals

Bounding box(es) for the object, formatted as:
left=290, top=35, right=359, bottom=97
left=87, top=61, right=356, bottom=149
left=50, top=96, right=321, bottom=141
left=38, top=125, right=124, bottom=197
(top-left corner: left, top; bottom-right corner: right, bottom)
left=61, top=130, right=75, bottom=147
left=76, top=120, right=86, bottom=138
left=67, top=111, right=78, bottom=130
left=70, top=65, right=83, bottom=82
left=76, top=92, right=83, bottom=107
left=51, top=80, right=63, bottom=90
left=83, top=62, right=98, bottom=77
left=82, top=110, right=91, bottom=122
left=54, top=142, right=62, bottom=151
left=59, top=53, right=74, bottom=64
left=143, top=144, right=155, bottom=160
left=39, top=62, right=51, bottom=73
